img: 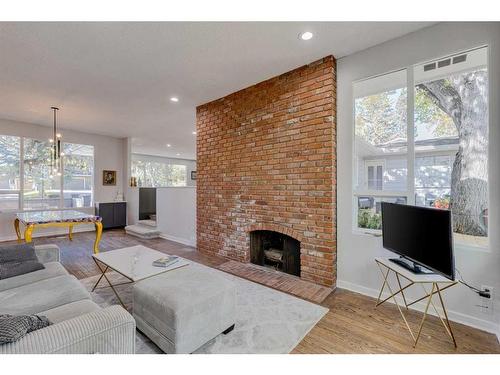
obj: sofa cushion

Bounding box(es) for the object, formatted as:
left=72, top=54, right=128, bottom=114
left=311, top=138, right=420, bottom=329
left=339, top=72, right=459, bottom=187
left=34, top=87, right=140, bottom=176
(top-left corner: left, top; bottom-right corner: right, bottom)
left=0, top=243, right=38, bottom=263
left=0, top=243, right=44, bottom=280
left=38, top=300, right=100, bottom=324
left=0, top=262, right=68, bottom=292
left=0, top=314, right=51, bottom=344
left=0, top=275, right=91, bottom=316
left=34, top=244, right=60, bottom=264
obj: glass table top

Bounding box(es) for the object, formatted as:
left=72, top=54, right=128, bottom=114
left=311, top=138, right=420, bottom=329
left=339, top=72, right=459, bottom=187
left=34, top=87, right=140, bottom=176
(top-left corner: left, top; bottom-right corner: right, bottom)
left=16, top=210, right=100, bottom=225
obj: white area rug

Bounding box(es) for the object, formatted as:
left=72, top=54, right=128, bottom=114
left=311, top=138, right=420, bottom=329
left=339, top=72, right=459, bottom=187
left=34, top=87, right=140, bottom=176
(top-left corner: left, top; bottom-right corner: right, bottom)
left=80, top=260, right=328, bottom=354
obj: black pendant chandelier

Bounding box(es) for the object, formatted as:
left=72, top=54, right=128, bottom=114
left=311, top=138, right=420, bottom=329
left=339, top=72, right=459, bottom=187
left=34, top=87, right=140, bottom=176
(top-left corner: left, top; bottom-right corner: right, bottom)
left=49, top=106, right=63, bottom=178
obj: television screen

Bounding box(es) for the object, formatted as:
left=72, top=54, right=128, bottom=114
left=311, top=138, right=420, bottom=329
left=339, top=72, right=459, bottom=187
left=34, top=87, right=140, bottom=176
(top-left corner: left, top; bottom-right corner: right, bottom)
left=381, top=202, right=454, bottom=280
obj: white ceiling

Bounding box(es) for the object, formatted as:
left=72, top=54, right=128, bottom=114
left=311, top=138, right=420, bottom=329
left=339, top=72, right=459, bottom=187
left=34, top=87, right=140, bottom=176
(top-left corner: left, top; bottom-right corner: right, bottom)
left=0, top=22, right=434, bottom=159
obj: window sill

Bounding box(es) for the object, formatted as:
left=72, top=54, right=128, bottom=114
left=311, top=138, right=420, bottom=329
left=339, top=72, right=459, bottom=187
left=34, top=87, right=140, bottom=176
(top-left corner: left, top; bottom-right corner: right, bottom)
left=352, top=228, right=489, bottom=252
left=454, top=240, right=490, bottom=253
left=352, top=228, right=383, bottom=237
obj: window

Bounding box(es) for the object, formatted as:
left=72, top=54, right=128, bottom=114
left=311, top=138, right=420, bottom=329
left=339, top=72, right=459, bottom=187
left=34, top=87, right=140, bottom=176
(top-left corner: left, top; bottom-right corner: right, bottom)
left=354, top=69, right=407, bottom=231
left=131, top=157, right=188, bottom=187
left=23, top=138, right=61, bottom=210
left=0, top=135, right=21, bottom=210
left=168, top=165, right=187, bottom=186
left=63, top=143, right=94, bottom=208
left=353, top=47, right=489, bottom=246
left=365, top=160, right=384, bottom=190
left=0, top=136, right=94, bottom=210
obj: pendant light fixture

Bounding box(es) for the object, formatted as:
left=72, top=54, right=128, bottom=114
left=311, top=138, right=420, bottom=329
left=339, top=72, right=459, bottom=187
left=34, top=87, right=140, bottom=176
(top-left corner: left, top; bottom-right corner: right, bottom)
left=49, top=106, right=63, bottom=178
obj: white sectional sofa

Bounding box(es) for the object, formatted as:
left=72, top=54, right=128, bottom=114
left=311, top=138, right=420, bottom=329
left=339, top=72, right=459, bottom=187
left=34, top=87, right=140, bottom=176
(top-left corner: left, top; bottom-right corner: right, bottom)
left=0, top=244, right=135, bottom=354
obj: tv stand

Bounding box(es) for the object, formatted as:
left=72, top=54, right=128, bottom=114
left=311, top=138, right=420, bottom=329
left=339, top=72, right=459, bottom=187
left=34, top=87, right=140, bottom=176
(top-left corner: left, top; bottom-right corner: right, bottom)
left=389, top=257, right=434, bottom=275
left=375, top=257, right=458, bottom=348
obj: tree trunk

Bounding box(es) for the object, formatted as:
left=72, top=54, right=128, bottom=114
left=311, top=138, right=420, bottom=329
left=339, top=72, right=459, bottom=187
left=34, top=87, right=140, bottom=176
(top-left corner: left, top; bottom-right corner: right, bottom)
left=419, top=70, right=488, bottom=236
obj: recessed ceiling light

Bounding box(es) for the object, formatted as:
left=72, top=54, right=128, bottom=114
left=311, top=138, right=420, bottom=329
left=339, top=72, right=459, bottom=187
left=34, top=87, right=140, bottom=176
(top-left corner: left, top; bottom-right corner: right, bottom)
left=299, top=31, right=314, bottom=41
left=166, top=144, right=171, bottom=147
left=176, top=153, right=180, bottom=156
left=192, top=131, right=197, bottom=135
left=170, top=97, right=179, bottom=102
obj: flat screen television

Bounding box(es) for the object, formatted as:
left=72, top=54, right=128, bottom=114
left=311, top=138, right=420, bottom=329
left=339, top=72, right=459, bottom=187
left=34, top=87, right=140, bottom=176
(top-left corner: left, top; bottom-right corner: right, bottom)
left=381, top=202, right=455, bottom=280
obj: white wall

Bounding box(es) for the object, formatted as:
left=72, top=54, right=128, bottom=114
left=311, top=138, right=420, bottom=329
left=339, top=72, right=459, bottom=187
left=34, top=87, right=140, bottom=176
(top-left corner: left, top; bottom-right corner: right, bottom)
left=337, top=22, right=500, bottom=336
left=156, top=187, right=196, bottom=246
left=0, top=118, right=127, bottom=240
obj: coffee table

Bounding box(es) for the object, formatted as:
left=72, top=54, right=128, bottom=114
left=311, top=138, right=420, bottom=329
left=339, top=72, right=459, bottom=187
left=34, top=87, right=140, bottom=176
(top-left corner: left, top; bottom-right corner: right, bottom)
left=92, top=245, right=189, bottom=308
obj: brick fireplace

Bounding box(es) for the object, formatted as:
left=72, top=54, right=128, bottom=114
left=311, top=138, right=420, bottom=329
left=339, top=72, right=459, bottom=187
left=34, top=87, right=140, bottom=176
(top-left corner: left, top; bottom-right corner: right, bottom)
left=196, top=56, right=337, bottom=287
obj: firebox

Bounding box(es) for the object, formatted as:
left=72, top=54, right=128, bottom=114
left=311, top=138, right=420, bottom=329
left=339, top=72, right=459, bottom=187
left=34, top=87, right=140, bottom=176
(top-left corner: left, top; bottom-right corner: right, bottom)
left=249, top=230, right=300, bottom=277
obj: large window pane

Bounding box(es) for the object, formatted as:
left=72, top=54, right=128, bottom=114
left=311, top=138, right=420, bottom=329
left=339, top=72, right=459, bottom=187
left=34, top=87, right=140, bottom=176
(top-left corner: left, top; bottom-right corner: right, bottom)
left=63, top=143, right=94, bottom=208
left=0, top=135, right=20, bottom=210
left=23, top=138, right=61, bottom=209
left=168, top=165, right=187, bottom=186
left=414, top=47, right=488, bottom=242
left=354, top=69, right=408, bottom=192
left=131, top=157, right=187, bottom=187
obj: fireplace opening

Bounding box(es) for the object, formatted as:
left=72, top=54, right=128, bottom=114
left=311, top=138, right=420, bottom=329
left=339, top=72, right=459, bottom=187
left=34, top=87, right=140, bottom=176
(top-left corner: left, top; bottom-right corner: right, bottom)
left=250, top=230, right=300, bottom=277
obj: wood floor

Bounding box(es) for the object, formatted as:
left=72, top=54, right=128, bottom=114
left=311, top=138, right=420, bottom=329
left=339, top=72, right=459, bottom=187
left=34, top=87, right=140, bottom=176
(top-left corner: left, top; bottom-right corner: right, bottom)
left=16, top=229, right=500, bottom=354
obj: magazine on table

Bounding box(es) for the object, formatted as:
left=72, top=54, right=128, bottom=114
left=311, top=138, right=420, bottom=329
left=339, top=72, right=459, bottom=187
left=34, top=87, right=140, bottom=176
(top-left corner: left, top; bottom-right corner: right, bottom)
left=152, top=255, right=180, bottom=268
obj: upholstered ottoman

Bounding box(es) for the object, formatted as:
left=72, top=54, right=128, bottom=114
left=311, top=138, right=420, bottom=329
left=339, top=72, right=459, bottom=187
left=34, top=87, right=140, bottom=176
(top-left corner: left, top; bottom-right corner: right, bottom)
left=133, top=262, right=236, bottom=354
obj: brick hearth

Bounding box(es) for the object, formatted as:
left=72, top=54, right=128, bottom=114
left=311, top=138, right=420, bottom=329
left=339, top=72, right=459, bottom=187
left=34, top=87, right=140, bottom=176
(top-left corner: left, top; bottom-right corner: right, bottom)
left=196, top=56, right=337, bottom=287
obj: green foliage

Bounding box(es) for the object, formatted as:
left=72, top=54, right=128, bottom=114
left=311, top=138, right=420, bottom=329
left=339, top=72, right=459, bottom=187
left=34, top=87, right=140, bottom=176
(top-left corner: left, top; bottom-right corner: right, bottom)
left=355, top=84, right=458, bottom=146
left=131, top=160, right=187, bottom=187
left=0, top=136, right=20, bottom=188
left=355, top=88, right=407, bottom=146
left=415, top=85, right=457, bottom=138
left=358, top=209, right=382, bottom=230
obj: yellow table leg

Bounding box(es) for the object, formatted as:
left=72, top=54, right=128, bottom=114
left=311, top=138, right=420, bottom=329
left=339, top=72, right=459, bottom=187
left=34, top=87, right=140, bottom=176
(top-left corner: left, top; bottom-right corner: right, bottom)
left=14, top=218, right=22, bottom=242
left=93, top=221, right=103, bottom=254
left=68, top=224, right=74, bottom=241
left=24, top=224, right=35, bottom=243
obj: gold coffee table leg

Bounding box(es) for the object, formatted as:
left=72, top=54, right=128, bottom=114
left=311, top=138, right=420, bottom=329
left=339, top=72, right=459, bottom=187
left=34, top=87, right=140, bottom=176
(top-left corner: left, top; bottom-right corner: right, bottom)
left=24, top=224, right=35, bottom=243
left=14, top=218, right=22, bottom=242
left=92, top=258, right=127, bottom=309
left=68, top=224, right=74, bottom=241
left=93, top=221, right=103, bottom=254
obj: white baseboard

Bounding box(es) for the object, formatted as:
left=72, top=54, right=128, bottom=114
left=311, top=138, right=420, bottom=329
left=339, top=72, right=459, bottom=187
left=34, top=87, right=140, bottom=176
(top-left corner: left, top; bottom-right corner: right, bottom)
left=159, top=233, right=195, bottom=247
left=337, top=279, right=499, bottom=335
left=0, top=225, right=94, bottom=243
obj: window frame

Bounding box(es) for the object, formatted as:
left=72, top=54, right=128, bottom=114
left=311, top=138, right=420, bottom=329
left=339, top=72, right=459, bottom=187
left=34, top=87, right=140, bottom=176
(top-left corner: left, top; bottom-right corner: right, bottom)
left=352, top=46, right=489, bottom=250
left=0, top=135, right=95, bottom=213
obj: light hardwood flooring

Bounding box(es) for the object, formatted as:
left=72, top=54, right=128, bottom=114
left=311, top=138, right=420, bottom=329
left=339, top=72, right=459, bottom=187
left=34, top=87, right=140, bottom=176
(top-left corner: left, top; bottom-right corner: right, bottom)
left=9, top=229, right=500, bottom=354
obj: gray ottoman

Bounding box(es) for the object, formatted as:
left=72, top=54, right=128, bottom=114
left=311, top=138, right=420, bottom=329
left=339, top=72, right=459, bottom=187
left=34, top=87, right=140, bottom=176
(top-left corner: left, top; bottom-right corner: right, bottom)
left=133, top=262, right=236, bottom=354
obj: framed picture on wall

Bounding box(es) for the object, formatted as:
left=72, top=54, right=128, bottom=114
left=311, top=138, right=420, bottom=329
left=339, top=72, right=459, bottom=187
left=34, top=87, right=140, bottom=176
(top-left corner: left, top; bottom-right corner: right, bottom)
left=103, top=170, right=117, bottom=186
left=191, top=171, right=197, bottom=180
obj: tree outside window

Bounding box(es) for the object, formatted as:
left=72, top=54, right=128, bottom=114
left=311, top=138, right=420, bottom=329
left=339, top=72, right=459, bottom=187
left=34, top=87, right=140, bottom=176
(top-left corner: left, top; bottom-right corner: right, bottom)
left=131, top=158, right=187, bottom=187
